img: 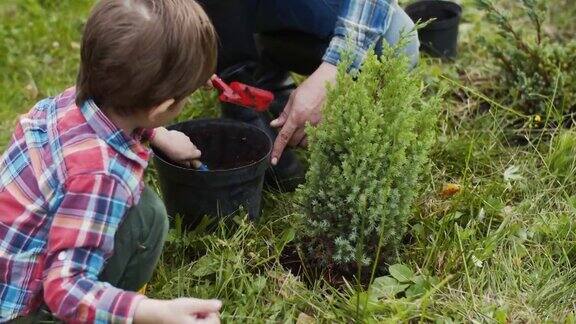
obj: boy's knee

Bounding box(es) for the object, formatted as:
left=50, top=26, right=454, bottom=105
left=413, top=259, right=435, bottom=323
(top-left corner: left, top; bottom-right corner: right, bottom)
left=141, top=187, right=169, bottom=241
left=104, top=187, right=168, bottom=291
left=128, top=187, right=169, bottom=244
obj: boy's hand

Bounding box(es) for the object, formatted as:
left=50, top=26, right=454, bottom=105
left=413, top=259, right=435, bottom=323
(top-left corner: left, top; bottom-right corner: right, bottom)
left=151, top=127, right=203, bottom=168
left=135, top=298, right=222, bottom=324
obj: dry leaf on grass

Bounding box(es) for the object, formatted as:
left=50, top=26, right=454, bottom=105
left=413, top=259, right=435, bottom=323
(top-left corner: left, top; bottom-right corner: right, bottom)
left=440, top=183, right=461, bottom=198
left=296, top=312, right=315, bottom=324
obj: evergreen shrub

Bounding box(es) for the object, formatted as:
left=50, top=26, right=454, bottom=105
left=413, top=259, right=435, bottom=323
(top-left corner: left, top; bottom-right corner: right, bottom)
left=295, top=48, right=440, bottom=278
left=477, top=0, right=576, bottom=124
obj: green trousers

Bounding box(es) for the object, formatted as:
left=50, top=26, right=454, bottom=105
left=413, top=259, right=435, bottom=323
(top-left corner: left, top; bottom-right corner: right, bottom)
left=11, top=187, right=169, bottom=323
left=99, top=186, right=169, bottom=291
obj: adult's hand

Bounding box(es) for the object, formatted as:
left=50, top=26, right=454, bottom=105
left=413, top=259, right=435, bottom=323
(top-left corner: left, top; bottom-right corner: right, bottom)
left=270, top=62, right=337, bottom=165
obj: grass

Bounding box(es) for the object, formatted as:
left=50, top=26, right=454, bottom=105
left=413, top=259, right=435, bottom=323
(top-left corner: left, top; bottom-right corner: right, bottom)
left=2, top=0, right=576, bottom=322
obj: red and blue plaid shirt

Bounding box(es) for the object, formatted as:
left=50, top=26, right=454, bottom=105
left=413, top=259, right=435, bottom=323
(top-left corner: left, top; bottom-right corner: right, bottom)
left=0, top=88, right=151, bottom=323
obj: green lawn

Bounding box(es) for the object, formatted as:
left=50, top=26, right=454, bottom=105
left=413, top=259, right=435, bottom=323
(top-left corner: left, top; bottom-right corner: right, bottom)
left=1, top=0, right=575, bottom=322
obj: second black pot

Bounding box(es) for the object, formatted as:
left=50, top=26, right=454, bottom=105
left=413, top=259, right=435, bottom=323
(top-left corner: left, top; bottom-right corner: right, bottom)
left=153, top=118, right=272, bottom=227
left=406, top=0, right=462, bottom=59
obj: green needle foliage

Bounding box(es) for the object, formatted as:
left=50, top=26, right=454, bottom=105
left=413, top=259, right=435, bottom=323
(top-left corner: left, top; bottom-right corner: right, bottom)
left=296, top=48, right=440, bottom=279
left=476, top=0, right=576, bottom=123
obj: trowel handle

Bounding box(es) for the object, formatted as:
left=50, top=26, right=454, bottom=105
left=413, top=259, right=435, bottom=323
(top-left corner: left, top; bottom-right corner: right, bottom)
left=211, top=75, right=239, bottom=99
left=197, top=163, right=209, bottom=171
left=191, top=159, right=209, bottom=171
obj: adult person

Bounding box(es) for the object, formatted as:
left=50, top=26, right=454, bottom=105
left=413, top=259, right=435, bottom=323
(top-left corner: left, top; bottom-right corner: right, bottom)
left=198, top=0, right=419, bottom=191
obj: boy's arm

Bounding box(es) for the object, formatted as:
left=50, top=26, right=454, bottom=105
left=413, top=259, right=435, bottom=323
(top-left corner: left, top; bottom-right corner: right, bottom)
left=322, top=0, right=396, bottom=71
left=42, top=173, right=144, bottom=323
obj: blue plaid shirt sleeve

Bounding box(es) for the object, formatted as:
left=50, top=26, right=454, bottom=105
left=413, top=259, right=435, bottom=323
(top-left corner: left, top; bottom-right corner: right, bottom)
left=42, top=174, right=144, bottom=323
left=322, top=0, right=396, bottom=71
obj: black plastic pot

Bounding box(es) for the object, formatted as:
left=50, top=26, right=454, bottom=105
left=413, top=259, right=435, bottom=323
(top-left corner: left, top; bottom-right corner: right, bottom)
left=153, top=118, right=272, bottom=227
left=406, top=0, right=462, bottom=59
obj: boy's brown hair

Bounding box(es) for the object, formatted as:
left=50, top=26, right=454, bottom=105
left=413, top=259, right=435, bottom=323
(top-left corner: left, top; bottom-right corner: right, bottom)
left=76, top=0, right=217, bottom=114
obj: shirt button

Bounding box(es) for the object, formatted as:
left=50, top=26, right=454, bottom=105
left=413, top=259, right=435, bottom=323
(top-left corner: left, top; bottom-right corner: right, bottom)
left=57, top=251, right=67, bottom=261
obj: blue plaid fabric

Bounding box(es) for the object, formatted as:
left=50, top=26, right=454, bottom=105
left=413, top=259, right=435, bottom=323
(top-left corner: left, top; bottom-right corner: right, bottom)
left=323, top=0, right=397, bottom=71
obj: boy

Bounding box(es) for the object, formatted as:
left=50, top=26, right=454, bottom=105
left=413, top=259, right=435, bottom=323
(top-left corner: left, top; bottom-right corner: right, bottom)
left=0, top=0, right=221, bottom=323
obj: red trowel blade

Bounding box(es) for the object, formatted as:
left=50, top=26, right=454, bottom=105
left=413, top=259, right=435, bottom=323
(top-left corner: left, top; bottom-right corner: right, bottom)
left=229, top=82, right=274, bottom=112
left=211, top=76, right=274, bottom=112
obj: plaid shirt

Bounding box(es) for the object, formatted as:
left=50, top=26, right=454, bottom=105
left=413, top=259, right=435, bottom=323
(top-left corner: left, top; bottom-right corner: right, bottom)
left=323, top=0, right=397, bottom=71
left=0, top=88, right=149, bottom=323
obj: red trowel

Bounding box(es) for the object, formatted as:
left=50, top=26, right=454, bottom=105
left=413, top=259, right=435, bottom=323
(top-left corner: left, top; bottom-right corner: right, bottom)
left=211, top=75, right=274, bottom=112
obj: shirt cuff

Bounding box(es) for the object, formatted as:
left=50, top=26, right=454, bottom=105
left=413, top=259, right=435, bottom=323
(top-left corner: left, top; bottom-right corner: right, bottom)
left=322, top=36, right=368, bottom=73
left=135, top=128, right=156, bottom=143
left=97, top=287, right=146, bottom=324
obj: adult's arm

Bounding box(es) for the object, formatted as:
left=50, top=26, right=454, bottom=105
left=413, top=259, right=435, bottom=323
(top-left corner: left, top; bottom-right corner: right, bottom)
left=323, top=0, right=396, bottom=71
left=271, top=0, right=396, bottom=163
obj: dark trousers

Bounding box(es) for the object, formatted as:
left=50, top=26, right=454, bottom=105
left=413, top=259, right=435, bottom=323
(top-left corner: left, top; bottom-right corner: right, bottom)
left=11, top=187, right=169, bottom=323
left=198, top=0, right=418, bottom=75
left=198, top=0, right=340, bottom=74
